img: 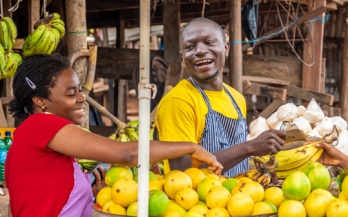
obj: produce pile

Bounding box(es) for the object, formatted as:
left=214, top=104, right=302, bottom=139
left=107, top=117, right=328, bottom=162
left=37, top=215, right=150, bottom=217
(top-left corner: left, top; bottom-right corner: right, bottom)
left=0, top=17, right=22, bottom=79
left=22, top=13, right=65, bottom=56
left=94, top=162, right=348, bottom=217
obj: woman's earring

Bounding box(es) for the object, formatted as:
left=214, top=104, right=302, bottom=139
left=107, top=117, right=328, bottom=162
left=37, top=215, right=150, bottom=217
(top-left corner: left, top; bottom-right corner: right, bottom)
left=41, top=106, right=45, bottom=112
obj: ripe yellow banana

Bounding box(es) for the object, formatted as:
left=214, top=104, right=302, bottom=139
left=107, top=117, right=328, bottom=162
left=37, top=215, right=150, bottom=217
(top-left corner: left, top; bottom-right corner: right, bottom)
left=232, top=169, right=264, bottom=181
left=275, top=148, right=324, bottom=179
left=2, top=17, right=17, bottom=43
left=108, top=132, right=117, bottom=140
left=256, top=171, right=272, bottom=188
left=117, top=131, right=130, bottom=142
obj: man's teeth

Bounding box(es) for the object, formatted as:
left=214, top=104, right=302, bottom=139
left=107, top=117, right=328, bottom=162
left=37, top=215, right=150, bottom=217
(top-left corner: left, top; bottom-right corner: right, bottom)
left=75, top=109, right=84, bottom=113
left=195, top=60, right=212, bottom=65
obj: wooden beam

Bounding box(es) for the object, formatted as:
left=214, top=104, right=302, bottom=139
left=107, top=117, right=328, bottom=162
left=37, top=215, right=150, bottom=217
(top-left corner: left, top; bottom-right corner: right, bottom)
left=163, top=0, right=181, bottom=62
left=244, top=82, right=287, bottom=101
left=242, top=76, right=291, bottom=86
left=285, top=85, right=334, bottom=106
left=29, top=0, right=40, bottom=34
left=229, top=0, right=243, bottom=93
left=340, top=4, right=348, bottom=121
left=302, top=0, right=326, bottom=93
left=326, top=2, right=338, bottom=10
left=259, top=99, right=284, bottom=119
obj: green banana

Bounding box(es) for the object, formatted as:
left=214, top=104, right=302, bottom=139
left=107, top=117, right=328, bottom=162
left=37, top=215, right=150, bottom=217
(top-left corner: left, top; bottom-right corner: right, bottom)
left=12, top=52, right=22, bottom=64
left=22, top=35, right=35, bottom=56
left=42, top=29, right=56, bottom=54
left=0, top=21, right=10, bottom=51
left=2, top=53, right=15, bottom=78
left=51, top=18, right=65, bottom=27
left=2, top=17, right=17, bottom=42
left=26, top=24, right=46, bottom=50
left=0, top=46, right=6, bottom=74
left=125, top=127, right=139, bottom=141
left=108, top=132, right=117, bottom=140
left=51, top=22, right=65, bottom=39
left=34, top=28, right=51, bottom=54
left=52, top=13, right=60, bottom=20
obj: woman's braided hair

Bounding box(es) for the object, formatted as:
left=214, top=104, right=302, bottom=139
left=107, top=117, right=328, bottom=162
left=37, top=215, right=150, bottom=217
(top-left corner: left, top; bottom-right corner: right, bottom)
left=9, top=54, right=71, bottom=120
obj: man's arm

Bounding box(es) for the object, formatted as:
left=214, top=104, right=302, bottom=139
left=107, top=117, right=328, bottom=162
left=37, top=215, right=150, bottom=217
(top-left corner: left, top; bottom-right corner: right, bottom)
left=169, top=129, right=285, bottom=173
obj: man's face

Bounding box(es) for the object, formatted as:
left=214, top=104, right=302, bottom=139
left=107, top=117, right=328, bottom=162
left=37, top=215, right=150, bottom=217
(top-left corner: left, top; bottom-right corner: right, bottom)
left=180, top=20, right=229, bottom=83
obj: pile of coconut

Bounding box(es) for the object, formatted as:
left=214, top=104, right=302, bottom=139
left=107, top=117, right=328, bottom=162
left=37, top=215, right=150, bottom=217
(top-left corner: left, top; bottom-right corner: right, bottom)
left=248, top=98, right=348, bottom=155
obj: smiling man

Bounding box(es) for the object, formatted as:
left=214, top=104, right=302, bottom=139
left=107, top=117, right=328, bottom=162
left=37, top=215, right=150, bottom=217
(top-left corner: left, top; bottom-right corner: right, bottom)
left=156, top=18, right=285, bottom=177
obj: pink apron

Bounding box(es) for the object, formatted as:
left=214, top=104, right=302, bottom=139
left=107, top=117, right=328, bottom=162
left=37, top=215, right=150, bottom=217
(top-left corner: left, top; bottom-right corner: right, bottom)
left=59, top=162, right=94, bottom=217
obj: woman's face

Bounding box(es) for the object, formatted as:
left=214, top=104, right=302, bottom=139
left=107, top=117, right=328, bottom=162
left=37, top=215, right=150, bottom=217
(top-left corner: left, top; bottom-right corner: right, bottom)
left=43, top=68, right=86, bottom=124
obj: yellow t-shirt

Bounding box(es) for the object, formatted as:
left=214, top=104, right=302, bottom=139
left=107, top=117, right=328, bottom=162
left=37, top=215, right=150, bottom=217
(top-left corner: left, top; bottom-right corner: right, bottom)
left=155, top=79, right=246, bottom=173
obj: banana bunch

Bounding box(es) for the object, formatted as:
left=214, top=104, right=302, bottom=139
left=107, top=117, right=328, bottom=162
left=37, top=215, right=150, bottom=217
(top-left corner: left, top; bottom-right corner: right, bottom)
left=233, top=168, right=272, bottom=188
left=108, top=120, right=155, bottom=142
left=0, top=46, right=22, bottom=79
left=0, top=17, right=17, bottom=53
left=23, top=13, right=65, bottom=56
left=76, top=158, right=99, bottom=171
left=254, top=140, right=324, bottom=179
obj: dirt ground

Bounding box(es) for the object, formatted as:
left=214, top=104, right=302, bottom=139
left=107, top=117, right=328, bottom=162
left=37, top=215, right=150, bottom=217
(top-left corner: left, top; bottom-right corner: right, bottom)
left=0, top=186, right=9, bottom=217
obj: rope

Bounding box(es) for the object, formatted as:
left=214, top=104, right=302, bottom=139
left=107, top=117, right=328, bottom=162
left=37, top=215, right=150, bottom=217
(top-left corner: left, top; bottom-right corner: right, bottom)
left=0, top=0, right=3, bottom=19
left=8, top=0, right=22, bottom=13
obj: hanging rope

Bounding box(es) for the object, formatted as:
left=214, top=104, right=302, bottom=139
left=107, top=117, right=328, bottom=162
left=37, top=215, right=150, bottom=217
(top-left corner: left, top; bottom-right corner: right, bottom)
left=8, top=0, right=22, bottom=13
left=41, top=0, right=52, bottom=17
left=0, top=0, right=3, bottom=19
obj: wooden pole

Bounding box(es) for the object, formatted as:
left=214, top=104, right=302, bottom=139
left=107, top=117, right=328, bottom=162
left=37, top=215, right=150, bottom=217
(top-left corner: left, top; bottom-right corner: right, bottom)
left=229, top=0, right=243, bottom=93
left=302, top=0, right=326, bottom=92
left=29, top=0, right=40, bottom=34
left=340, top=4, right=348, bottom=121
left=65, top=0, right=89, bottom=128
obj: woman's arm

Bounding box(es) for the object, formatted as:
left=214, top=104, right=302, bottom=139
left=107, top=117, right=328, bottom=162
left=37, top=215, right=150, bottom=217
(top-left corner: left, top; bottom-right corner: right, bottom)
left=48, top=124, right=223, bottom=174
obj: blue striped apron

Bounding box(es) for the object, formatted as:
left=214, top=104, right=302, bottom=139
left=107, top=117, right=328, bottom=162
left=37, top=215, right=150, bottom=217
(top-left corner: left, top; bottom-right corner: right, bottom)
left=189, top=77, right=249, bottom=177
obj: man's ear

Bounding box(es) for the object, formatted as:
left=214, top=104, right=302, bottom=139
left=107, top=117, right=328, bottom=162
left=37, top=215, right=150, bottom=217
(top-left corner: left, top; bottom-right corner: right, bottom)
left=225, top=41, right=230, bottom=57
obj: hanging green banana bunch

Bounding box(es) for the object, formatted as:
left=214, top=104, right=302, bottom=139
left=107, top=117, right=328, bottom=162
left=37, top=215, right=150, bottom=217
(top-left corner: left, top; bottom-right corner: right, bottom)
left=23, top=13, right=65, bottom=56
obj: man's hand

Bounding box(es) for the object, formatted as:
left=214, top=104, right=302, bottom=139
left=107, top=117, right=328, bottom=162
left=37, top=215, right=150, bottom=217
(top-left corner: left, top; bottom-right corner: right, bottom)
left=91, top=166, right=107, bottom=197
left=249, top=129, right=285, bottom=156
left=316, top=142, right=348, bottom=168
left=190, top=146, right=223, bottom=175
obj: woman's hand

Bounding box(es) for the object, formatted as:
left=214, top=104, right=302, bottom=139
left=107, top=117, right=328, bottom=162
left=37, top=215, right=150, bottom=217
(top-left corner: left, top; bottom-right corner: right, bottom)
left=90, top=166, right=107, bottom=197
left=190, top=146, right=223, bottom=175
left=316, top=142, right=348, bottom=168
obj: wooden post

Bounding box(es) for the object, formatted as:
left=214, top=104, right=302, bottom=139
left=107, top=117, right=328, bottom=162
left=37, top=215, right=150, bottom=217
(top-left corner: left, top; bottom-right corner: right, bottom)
left=302, top=0, right=326, bottom=92
left=65, top=0, right=89, bottom=128
left=229, top=0, right=243, bottom=93
left=340, top=4, right=348, bottom=121
left=29, top=0, right=40, bottom=34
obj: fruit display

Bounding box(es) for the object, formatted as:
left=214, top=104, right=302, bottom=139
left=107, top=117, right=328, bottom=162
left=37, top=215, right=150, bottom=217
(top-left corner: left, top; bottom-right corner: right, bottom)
left=94, top=162, right=348, bottom=216
left=0, top=17, right=22, bottom=79
left=22, top=13, right=65, bottom=56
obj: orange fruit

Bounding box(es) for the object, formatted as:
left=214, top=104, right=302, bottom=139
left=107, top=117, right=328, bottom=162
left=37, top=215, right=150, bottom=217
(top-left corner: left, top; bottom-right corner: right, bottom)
left=162, top=201, right=186, bottom=217
left=341, top=175, right=348, bottom=199
left=101, top=200, right=115, bottom=213
left=196, top=177, right=222, bottom=202
left=185, top=211, right=204, bottom=217
left=184, top=168, right=206, bottom=190
left=96, top=187, right=112, bottom=208
left=221, top=178, right=239, bottom=193
left=164, top=170, right=193, bottom=199
left=200, top=168, right=214, bottom=176
left=339, top=192, right=346, bottom=200
left=105, top=165, right=133, bottom=187
left=278, top=200, right=306, bottom=217
left=133, top=170, right=158, bottom=183
left=302, top=162, right=331, bottom=191
left=227, top=192, right=254, bottom=216
left=126, top=201, right=138, bottom=216
left=149, top=189, right=170, bottom=217
left=175, top=187, right=199, bottom=210
left=264, top=186, right=285, bottom=208
left=149, top=179, right=165, bottom=191
left=282, top=171, right=311, bottom=201
left=206, top=174, right=219, bottom=180
left=206, top=207, right=230, bottom=217
left=231, top=181, right=264, bottom=202
left=304, top=189, right=334, bottom=217
left=108, top=203, right=126, bottom=215
left=206, top=186, right=231, bottom=209
left=252, top=201, right=277, bottom=215
left=326, top=198, right=348, bottom=217
left=111, top=178, right=138, bottom=207
left=189, top=204, right=209, bottom=216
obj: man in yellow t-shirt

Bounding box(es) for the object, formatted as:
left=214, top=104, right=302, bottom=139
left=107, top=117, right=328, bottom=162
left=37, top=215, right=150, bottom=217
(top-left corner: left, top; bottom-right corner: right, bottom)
left=156, top=18, right=285, bottom=177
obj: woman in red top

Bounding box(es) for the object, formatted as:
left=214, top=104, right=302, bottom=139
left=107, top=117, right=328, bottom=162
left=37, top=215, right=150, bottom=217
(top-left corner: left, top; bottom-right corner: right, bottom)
left=5, top=54, right=223, bottom=217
